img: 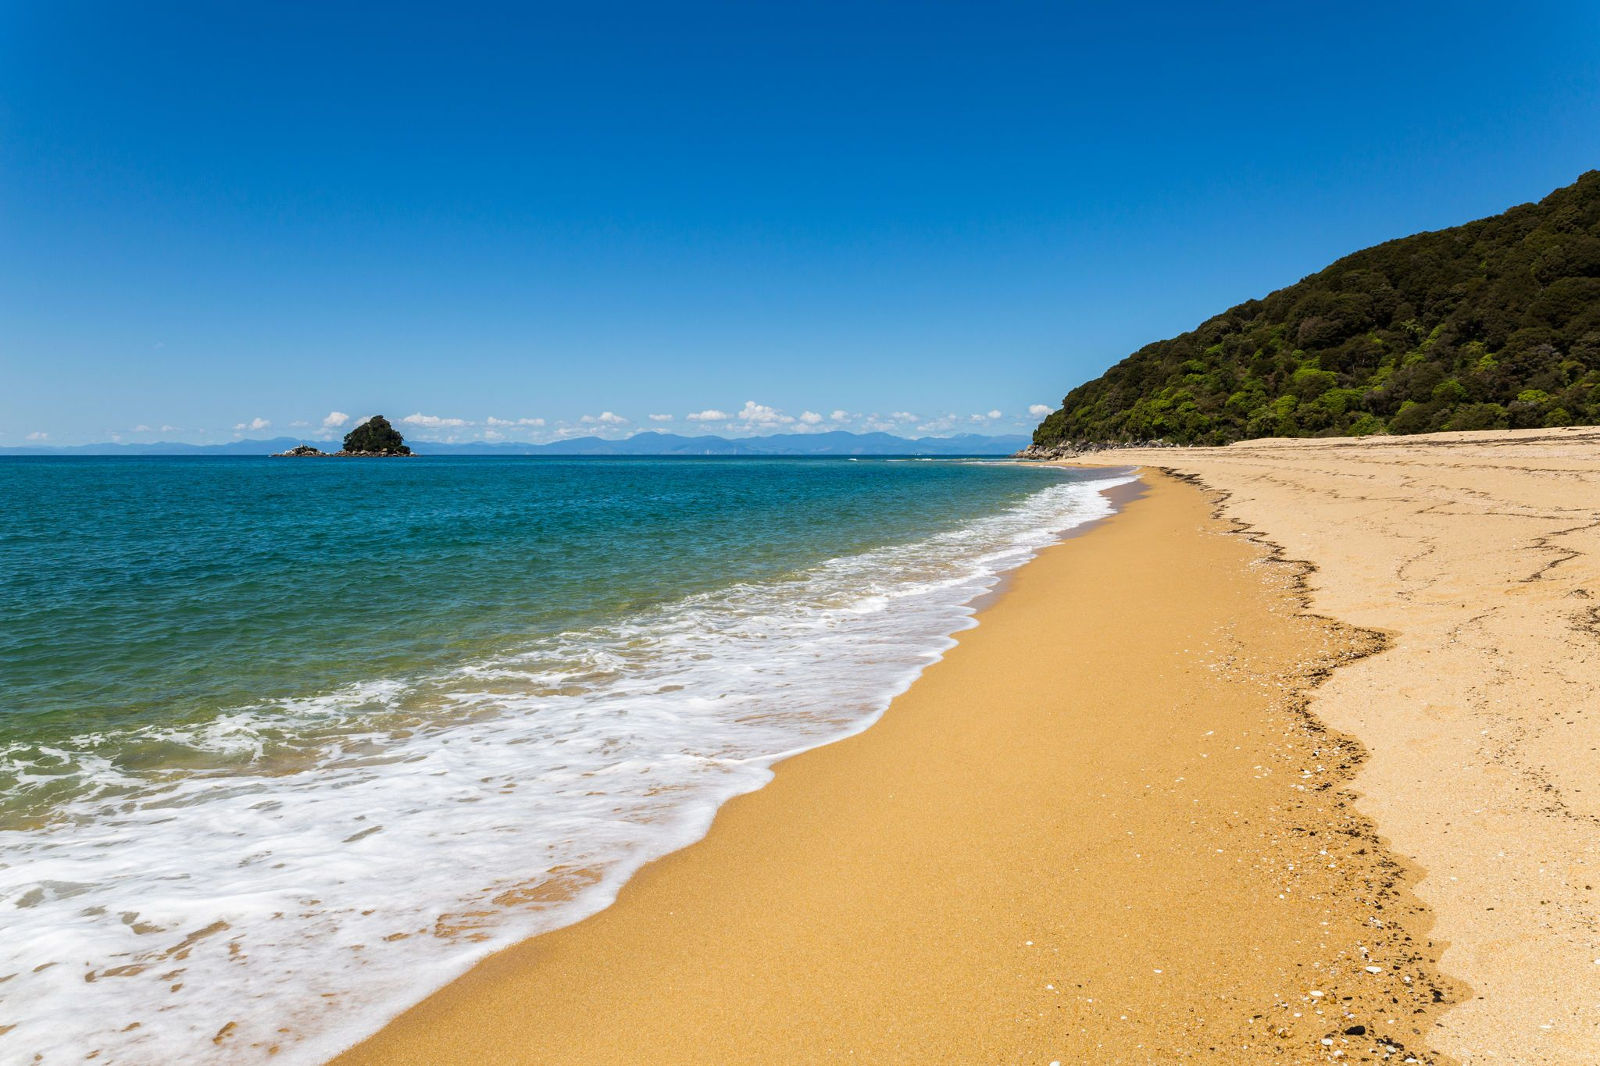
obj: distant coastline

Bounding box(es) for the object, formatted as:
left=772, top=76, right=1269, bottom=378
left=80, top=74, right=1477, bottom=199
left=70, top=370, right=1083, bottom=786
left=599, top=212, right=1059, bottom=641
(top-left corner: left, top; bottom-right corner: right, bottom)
left=1, top=429, right=1030, bottom=458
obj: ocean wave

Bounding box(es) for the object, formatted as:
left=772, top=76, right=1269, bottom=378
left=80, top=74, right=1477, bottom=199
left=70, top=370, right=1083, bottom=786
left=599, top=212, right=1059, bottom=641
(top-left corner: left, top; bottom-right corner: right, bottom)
left=0, top=471, right=1133, bottom=1064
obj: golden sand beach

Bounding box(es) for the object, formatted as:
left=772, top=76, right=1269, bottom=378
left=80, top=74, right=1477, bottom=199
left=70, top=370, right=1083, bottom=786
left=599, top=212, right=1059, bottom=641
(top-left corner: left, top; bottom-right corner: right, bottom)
left=1082, top=427, right=1600, bottom=1064
left=332, top=468, right=1460, bottom=1065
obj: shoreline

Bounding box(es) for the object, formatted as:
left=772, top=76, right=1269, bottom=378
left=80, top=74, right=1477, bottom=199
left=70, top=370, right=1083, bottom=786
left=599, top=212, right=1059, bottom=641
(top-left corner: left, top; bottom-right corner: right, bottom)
left=330, top=469, right=1456, bottom=1065
left=0, top=460, right=1128, bottom=1064
left=964, top=470, right=1145, bottom=616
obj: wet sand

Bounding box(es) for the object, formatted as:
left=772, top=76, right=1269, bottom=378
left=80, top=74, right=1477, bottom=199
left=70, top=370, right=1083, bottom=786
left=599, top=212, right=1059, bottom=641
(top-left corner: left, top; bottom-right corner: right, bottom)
left=331, top=470, right=1456, bottom=1065
left=1072, top=427, right=1600, bottom=1064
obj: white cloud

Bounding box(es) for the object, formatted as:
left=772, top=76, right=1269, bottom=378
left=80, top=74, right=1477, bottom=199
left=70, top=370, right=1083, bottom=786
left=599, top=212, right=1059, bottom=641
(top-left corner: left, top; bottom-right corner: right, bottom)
left=987, top=409, right=1003, bottom=420
left=798, top=410, right=823, bottom=425
left=735, top=401, right=793, bottom=426
left=133, top=424, right=151, bottom=432
left=687, top=409, right=730, bottom=422
left=289, top=420, right=310, bottom=428
left=234, top=417, right=271, bottom=431
left=402, top=412, right=469, bottom=428
left=579, top=411, right=629, bottom=425
left=26, top=431, right=48, bottom=441
left=160, top=425, right=179, bottom=433
left=648, top=413, right=674, bottom=422
left=519, top=417, right=545, bottom=426
left=485, top=416, right=547, bottom=428
left=890, top=411, right=918, bottom=422
left=830, top=409, right=851, bottom=422
left=1028, top=403, right=1053, bottom=417
left=322, top=411, right=351, bottom=429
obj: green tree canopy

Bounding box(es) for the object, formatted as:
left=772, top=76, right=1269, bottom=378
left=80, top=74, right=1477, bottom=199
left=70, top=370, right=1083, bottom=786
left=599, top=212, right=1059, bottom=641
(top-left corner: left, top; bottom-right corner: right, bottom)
left=1032, top=171, right=1600, bottom=448
left=342, top=415, right=411, bottom=454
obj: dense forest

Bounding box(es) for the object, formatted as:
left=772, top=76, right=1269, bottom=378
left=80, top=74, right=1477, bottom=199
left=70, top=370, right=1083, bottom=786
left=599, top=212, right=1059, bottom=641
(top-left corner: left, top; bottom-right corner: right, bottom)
left=1030, top=171, right=1600, bottom=448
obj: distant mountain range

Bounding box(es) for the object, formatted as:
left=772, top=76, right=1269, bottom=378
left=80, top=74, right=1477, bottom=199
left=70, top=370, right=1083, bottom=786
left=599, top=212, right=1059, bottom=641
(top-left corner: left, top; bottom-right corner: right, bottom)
left=1, top=430, right=1030, bottom=457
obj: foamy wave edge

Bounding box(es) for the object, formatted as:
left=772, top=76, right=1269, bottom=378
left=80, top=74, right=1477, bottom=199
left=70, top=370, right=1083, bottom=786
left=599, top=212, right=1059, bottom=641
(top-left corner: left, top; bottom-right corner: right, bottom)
left=0, top=469, right=1136, bottom=1065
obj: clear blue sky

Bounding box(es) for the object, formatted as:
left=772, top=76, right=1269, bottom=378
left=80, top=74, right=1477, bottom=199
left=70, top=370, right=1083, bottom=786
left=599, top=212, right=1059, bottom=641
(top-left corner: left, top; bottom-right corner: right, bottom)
left=4, top=2, right=1598, bottom=445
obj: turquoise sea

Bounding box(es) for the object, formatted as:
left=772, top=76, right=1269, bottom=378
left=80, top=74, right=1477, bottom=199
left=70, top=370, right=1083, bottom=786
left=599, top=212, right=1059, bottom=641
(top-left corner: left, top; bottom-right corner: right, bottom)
left=0, top=456, right=1132, bottom=1064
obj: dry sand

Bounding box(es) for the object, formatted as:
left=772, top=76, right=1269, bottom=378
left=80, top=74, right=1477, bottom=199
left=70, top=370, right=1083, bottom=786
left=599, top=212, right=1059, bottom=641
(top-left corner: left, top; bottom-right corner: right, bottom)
left=1074, top=427, right=1600, bottom=1064
left=332, top=471, right=1456, bottom=1065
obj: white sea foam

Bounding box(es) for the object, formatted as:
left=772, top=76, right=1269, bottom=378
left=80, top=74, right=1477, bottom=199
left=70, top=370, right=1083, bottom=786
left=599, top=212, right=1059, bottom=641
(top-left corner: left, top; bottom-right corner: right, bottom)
left=0, top=471, right=1134, bottom=1064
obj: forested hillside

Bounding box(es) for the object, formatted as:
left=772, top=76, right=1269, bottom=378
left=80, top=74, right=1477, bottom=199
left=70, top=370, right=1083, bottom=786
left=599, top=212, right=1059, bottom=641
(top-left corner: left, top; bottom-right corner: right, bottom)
left=1031, top=171, right=1600, bottom=448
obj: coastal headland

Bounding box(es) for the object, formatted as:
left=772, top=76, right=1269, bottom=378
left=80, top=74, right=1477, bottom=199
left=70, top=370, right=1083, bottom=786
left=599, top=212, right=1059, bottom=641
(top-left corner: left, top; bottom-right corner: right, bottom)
left=331, top=467, right=1460, bottom=1064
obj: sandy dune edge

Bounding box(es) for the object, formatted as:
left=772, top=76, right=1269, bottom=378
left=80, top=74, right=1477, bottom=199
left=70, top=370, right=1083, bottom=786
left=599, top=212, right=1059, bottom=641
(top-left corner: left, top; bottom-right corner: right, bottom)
left=1073, top=427, right=1600, bottom=1064
left=329, top=472, right=1455, bottom=1065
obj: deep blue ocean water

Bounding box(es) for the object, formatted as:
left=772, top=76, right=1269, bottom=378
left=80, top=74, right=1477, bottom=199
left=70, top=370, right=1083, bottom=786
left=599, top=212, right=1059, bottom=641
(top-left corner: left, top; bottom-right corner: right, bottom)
left=0, top=456, right=1131, bottom=1064
left=4, top=457, right=1061, bottom=746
